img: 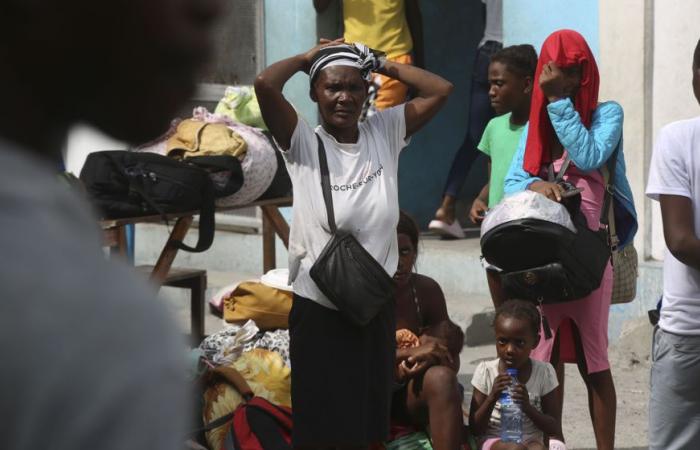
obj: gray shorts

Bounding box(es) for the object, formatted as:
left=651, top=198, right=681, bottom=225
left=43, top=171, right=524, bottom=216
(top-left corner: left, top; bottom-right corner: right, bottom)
left=649, top=327, right=700, bottom=449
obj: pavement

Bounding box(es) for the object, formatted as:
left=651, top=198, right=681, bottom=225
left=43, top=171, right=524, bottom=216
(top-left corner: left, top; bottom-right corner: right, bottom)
left=160, top=283, right=652, bottom=449
left=144, top=223, right=653, bottom=449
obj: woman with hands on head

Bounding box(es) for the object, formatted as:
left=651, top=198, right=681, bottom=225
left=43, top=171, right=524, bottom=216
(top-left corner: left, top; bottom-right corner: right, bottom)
left=503, top=30, right=637, bottom=450
left=392, top=211, right=465, bottom=450
left=255, top=39, right=452, bottom=449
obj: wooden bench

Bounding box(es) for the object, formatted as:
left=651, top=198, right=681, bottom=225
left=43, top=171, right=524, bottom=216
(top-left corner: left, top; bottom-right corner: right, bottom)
left=101, top=196, right=292, bottom=281
left=101, top=197, right=292, bottom=340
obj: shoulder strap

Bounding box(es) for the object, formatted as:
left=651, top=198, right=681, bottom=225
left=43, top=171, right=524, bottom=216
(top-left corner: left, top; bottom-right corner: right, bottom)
left=316, top=134, right=337, bottom=233
left=547, top=151, right=572, bottom=182
left=600, top=139, right=621, bottom=246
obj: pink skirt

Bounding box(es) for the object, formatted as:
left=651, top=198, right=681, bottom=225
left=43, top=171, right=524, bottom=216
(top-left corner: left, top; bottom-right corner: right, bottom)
left=532, top=158, right=613, bottom=374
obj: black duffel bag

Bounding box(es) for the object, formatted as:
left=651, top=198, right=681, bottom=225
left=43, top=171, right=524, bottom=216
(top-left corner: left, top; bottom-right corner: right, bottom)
left=80, top=150, right=243, bottom=252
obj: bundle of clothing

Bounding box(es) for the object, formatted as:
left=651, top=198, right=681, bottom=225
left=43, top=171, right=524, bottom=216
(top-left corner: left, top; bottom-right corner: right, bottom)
left=137, top=105, right=291, bottom=207
left=196, top=320, right=292, bottom=450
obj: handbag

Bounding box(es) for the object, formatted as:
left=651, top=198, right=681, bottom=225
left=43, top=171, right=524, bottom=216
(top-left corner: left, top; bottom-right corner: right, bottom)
left=309, top=135, right=396, bottom=326
left=601, top=155, right=639, bottom=304
left=80, top=150, right=242, bottom=252
left=485, top=156, right=611, bottom=304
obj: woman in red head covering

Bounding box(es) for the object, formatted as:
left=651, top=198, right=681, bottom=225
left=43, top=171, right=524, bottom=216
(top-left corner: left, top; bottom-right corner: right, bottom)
left=502, top=29, right=639, bottom=450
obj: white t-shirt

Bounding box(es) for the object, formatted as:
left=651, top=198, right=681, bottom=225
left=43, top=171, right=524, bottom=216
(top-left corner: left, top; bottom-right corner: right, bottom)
left=471, top=358, right=558, bottom=444
left=480, top=0, right=503, bottom=47
left=646, top=116, right=700, bottom=335
left=281, top=105, right=409, bottom=309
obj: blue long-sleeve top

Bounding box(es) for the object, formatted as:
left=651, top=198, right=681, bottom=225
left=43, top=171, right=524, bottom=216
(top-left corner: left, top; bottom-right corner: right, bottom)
left=504, top=98, right=638, bottom=248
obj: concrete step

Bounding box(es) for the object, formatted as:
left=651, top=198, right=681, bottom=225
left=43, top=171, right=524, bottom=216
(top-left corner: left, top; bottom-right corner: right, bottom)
left=135, top=223, right=663, bottom=343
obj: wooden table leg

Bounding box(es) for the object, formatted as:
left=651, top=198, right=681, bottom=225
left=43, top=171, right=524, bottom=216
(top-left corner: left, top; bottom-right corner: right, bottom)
left=105, top=225, right=128, bottom=258
left=151, top=216, right=193, bottom=283
left=262, top=211, right=275, bottom=273
left=261, top=205, right=290, bottom=248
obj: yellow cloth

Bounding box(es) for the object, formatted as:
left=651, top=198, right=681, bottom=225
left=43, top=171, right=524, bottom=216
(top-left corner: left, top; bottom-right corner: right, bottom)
left=202, top=349, right=291, bottom=450
left=166, top=119, right=247, bottom=159
left=223, top=281, right=292, bottom=331
left=343, top=0, right=413, bottom=58
left=373, top=53, right=413, bottom=110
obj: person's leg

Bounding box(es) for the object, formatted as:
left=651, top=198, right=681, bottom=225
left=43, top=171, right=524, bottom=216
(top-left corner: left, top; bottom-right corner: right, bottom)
left=649, top=327, right=700, bottom=449
left=570, top=323, right=615, bottom=450
left=485, top=269, right=507, bottom=309
left=548, top=332, right=566, bottom=443
left=405, top=365, right=462, bottom=450
left=434, top=44, right=495, bottom=224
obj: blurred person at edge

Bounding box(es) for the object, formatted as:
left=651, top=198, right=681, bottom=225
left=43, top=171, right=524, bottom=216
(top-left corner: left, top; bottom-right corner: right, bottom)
left=0, top=0, right=222, bottom=449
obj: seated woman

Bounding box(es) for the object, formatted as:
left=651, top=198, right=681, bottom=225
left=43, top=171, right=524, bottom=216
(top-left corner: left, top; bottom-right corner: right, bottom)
left=392, top=211, right=465, bottom=450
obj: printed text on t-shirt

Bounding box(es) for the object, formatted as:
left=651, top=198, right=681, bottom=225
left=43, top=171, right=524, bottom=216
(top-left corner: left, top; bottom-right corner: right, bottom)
left=331, top=165, right=383, bottom=192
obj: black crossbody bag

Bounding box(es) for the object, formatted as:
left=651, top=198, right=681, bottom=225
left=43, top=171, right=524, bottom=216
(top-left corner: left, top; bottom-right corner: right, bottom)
left=309, top=135, right=396, bottom=326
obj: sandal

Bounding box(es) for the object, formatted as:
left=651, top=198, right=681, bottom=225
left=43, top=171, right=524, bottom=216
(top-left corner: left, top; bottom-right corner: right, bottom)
left=428, top=219, right=465, bottom=239
left=549, top=438, right=567, bottom=450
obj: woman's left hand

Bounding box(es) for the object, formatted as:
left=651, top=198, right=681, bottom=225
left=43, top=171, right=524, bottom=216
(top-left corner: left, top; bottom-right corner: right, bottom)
left=300, top=38, right=345, bottom=73
left=511, top=383, right=531, bottom=408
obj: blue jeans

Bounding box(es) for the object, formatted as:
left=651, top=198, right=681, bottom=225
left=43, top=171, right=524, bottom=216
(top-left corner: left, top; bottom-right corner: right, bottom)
left=443, top=40, right=502, bottom=198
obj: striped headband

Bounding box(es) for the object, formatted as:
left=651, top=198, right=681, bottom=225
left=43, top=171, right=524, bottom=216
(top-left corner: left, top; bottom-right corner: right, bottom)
left=309, top=43, right=385, bottom=85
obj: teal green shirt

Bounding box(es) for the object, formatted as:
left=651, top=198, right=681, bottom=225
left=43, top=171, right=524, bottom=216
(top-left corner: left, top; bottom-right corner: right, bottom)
left=478, top=113, right=526, bottom=207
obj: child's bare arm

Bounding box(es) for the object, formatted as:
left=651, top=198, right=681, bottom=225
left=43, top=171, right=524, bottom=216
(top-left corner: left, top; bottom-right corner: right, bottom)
left=512, top=385, right=562, bottom=439
left=468, top=374, right=511, bottom=435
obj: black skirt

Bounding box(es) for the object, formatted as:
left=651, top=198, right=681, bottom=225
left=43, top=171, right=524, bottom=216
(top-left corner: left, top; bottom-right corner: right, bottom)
left=289, top=294, right=396, bottom=447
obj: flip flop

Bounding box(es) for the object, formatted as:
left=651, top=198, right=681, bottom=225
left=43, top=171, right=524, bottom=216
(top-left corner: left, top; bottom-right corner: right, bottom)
left=549, top=439, right=567, bottom=450
left=428, top=219, right=465, bottom=239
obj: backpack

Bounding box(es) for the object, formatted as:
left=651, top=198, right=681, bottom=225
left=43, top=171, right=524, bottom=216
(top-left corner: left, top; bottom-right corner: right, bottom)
left=80, top=150, right=243, bottom=252
left=480, top=155, right=613, bottom=306
left=201, top=366, right=293, bottom=450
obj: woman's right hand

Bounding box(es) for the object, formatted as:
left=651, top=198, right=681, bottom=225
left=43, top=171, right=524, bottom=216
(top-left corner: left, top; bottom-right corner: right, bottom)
left=488, top=373, right=513, bottom=402
left=301, top=38, right=345, bottom=73
left=469, top=197, right=488, bottom=224
left=401, top=340, right=452, bottom=378
left=528, top=180, right=565, bottom=202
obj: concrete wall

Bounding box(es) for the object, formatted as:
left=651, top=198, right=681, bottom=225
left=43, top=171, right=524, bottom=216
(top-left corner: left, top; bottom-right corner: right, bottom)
left=503, top=0, right=599, bottom=54
left=397, top=0, right=485, bottom=227
left=598, top=0, right=651, bottom=257
left=263, top=0, right=320, bottom=126
left=650, top=0, right=700, bottom=259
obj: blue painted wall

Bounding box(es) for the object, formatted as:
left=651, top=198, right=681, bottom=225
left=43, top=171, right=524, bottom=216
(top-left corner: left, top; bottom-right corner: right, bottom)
left=503, top=0, right=599, bottom=56
left=398, top=0, right=485, bottom=228
left=264, top=0, right=320, bottom=125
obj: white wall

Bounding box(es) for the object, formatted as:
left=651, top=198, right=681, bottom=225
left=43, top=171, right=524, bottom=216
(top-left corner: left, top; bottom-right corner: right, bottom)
left=651, top=0, right=700, bottom=259
left=63, top=124, right=126, bottom=175
left=598, top=0, right=650, bottom=257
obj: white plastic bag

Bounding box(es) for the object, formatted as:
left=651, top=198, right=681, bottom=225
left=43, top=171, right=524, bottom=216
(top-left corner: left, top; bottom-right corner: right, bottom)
left=481, top=190, right=577, bottom=237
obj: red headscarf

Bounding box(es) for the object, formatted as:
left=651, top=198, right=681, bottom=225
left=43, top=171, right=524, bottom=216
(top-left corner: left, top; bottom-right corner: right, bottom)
left=523, top=29, right=600, bottom=175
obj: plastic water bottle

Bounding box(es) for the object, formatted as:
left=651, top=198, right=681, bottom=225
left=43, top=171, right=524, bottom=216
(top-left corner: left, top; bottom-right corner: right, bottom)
left=500, top=368, right=523, bottom=443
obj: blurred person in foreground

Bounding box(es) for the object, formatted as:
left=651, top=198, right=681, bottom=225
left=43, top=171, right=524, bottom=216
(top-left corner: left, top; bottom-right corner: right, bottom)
left=0, top=0, right=222, bottom=448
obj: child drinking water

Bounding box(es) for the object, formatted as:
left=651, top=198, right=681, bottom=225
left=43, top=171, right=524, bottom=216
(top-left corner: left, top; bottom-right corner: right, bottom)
left=469, top=300, right=563, bottom=450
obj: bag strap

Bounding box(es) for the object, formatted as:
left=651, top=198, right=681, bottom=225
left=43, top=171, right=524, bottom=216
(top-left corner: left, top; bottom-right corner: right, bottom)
left=315, top=134, right=338, bottom=233
left=186, top=155, right=244, bottom=197
left=548, top=156, right=572, bottom=182
left=600, top=139, right=621, bottom=247
left=186, top=366, right=256, bottom=435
